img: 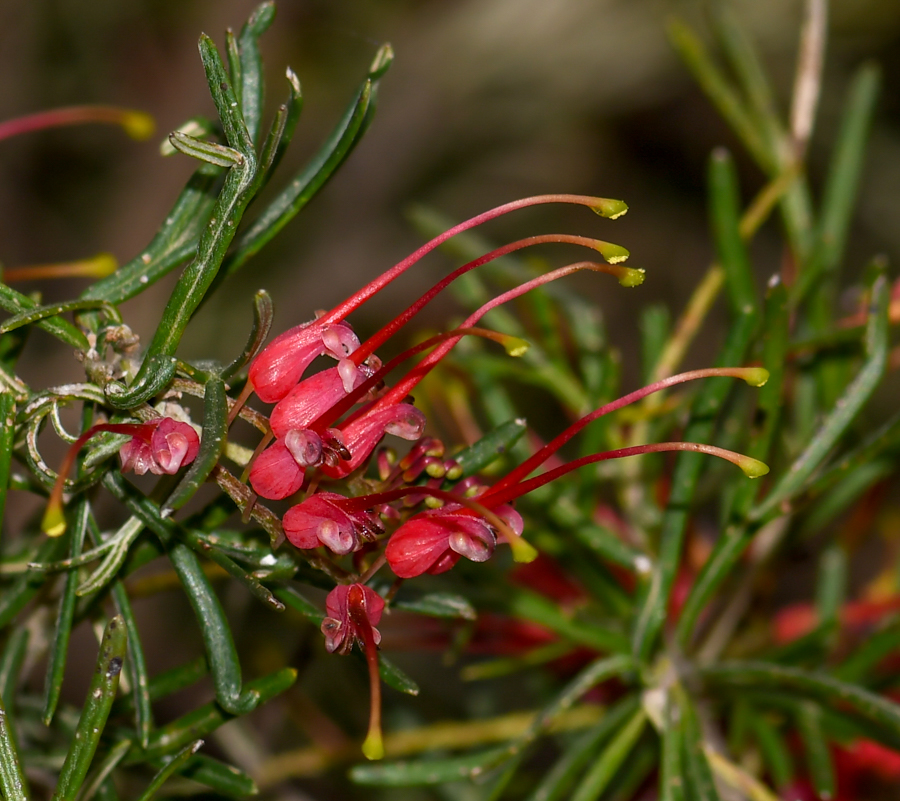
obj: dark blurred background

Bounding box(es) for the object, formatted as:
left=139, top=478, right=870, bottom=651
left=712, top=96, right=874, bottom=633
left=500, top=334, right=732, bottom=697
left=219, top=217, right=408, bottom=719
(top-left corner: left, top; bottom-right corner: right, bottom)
left=2, top=0, right=899, bottom=391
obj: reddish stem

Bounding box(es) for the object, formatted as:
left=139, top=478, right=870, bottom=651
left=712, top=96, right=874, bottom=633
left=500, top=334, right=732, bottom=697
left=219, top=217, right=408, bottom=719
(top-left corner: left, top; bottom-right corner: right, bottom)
left=348, top=585, right=384, bottom=760
left=487, top=367, right=761, bottom=496
left=483, top=442, right=758, bottom=508
left=318, top=196, right=622, bottom=327
left=350, top=233, right=613, bottom=364
left=334, top=261, right=607, bottom=428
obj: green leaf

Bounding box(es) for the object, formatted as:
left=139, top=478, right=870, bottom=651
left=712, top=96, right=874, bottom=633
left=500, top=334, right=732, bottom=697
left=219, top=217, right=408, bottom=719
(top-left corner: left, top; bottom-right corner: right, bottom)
left=111, top=581, right=153, bottom=749
left=569, top=707, right=647, bottom=801
left=379, top=655, right=420, bottom=697
left=128, top=668, right=296, bottom=763
left=221, top=290, right=273, bottom=382
left=660, top=694, right=685, bottom=801
left=394, top=592, right=477, bottom=620
left=679, top=691, right=721, bottom=801
left=0, top=283, right=88, bottom=349
left=708, top=149, right=758, bottom=316
left=350, top=746, right=511, bottom=786
left=0, top=686, right=27, bottom=801
left=754, top=274, right=889, bottom=520
left=793, top=64, right=881, bottom=305
left=135, top=740, right=202, bottom=801
left=42, top=500, right=89, bottom=724
left=667, top=19, right=773, bottom=172
left=152, top=752, right=257, bottom=798
left=53, top=616, right=127, bottom=801
left=796, top=702, right=835, bottom=800
left=167, top=132, right=244, bottom=167
left=162, top=376, right=228, bottom=514
left=747, top=709, right=793, bottom=789
left=525, top=695, right=640, bottom=801
left=702, top=661, right=900, bottom=744
left=0, top=391, right=16, bottom=534
left=236, top=2, right=276, bottom=145
left=507, top=589, right=630, bottom=653
left=221, top=44, right=393, bottom=277
left=451, top=418, right=528, bottom=478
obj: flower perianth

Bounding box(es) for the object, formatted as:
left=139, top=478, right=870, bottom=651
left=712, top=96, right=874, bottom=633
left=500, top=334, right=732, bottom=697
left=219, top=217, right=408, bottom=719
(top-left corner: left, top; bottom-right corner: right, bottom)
left=42, top=419, right=199, bottom=536
left=247, top=439, right=307, bottom=500
left=321, top=584, right=387, bottom=760
left=385, top=503, right=524, bottom=579
left=248, top=320, right=360, bottom=404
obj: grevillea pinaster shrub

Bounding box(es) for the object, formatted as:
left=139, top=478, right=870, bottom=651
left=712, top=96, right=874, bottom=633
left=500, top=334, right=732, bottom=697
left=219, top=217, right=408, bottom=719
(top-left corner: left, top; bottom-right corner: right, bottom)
left=1, top=3, right=899, bottom=800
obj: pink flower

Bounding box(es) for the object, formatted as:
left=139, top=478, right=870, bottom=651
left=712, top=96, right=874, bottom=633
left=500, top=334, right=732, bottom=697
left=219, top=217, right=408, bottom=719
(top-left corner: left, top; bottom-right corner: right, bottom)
left=283, top=492, right=382, bottom=554
left=321, top=583, right=385, bottom=655
left=116, top=418, right=200, bottom=476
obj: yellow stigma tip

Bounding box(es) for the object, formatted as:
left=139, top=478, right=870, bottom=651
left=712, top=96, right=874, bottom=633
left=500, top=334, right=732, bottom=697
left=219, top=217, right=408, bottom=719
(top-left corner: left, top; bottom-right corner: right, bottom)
left=510, top=537, right=538, bottom=564
left=505, top=338, right=530, bottom=357
left=591, top=199, right=629, bottom=219
left=122, top=111, right=155, bottom=141
left=362, top=732, right=385, bottom=761
left=596, top=242, right=630, bottom=264
left=42, top=508, right=67, bottom=537
left=618, top=268, right=645, bottom=288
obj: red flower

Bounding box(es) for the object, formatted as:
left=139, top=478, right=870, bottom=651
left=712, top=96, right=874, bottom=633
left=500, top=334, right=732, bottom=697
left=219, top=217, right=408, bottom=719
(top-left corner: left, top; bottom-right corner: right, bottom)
left=119, top=418, right=201, bottom=476
left=247, top=439, right=306, bottom=500
left=283, top=492, right=382, bottom=554
left=248, top=320, right=360, bottom=404
left=321, top=583, right=387, bottom=760
left=385, top=503, right=523, bottom=578
left=321, top=583, right=385, bottom=654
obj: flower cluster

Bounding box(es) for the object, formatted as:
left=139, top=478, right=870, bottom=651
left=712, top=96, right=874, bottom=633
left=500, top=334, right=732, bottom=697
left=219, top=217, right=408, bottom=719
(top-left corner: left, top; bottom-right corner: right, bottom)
left=230, top=195, right=769, bottom=758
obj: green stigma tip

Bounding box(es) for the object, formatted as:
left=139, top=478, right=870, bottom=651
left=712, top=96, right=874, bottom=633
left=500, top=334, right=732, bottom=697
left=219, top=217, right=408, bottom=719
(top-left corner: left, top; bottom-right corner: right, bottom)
left=596, top=242, right=630, bottom=264
left=618, top=268, right=645, bottom=288
left=742, top=368, right=770, bottom=387
left=739, top=458, right=770, bottom=479
left=591, top=199, right=629, bottom=219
